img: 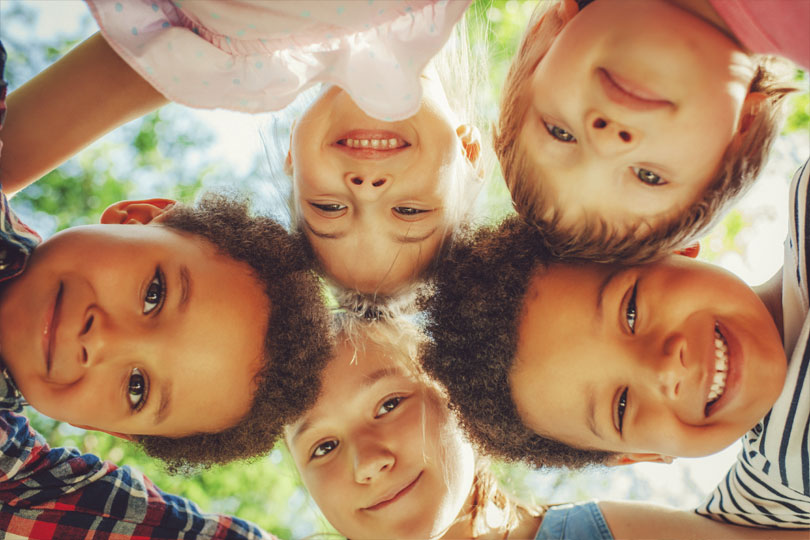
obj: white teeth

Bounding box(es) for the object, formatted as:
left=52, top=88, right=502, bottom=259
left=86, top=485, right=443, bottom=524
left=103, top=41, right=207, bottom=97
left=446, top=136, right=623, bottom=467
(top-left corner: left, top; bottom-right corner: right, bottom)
left=706, top=328, right=729, bottom=405
left=340, top=137, right=406, bottom=149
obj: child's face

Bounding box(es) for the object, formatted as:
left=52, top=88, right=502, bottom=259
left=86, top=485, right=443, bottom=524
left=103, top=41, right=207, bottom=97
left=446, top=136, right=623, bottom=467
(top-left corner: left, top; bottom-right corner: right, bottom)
left=291, top=77, right=475, bottom=295
left=520, top=0, right=756, bottom=232
left=286, top=337, right=475, bottom=539
left=0, top=201, right=268, bottom=438
left=510, top=255, right=786, bottom=460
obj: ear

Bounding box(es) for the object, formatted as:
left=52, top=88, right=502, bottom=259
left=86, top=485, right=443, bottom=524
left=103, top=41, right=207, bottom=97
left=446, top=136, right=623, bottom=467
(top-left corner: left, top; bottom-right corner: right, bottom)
left=70, top=423, right=135, bottom=441
left=559, top=0, right=580, bottom=21
left=456, top=124, right=484, bottom=180
left=100, top=198, right=176, bottom=225
left=738, top=91, right=768, bottom=135
left=605, top=453, right=675, bottom=466
left=674, top=242, right=700, bottom=259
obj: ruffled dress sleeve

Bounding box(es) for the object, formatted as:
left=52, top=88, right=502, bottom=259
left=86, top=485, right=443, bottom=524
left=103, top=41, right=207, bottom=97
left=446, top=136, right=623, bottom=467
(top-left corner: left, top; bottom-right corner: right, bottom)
left=85, top=0, right=470, bottom=121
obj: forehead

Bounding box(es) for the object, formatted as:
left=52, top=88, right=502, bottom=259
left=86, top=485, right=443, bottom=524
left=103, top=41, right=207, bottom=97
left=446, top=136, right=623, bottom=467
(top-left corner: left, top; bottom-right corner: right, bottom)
left=288, top=338, right=413, bottom=430
left=309, top=232, right=442, bottom=295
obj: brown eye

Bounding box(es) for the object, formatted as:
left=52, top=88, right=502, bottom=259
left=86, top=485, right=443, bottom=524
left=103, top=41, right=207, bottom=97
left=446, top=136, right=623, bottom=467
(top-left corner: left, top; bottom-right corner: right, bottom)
left=312, top=440, right=338, bottom=459
left=543, top=121, right=577, bottom=143
left=128, top=368, right=148, bottom=410
left=634, top=167, right=667, bottom=186
left=143, top=269, right=164, bottom=314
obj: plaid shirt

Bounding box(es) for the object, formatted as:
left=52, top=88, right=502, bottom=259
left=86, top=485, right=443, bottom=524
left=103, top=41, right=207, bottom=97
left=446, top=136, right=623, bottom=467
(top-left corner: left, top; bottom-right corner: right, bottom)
left=0, top=42, right=276, bottom=540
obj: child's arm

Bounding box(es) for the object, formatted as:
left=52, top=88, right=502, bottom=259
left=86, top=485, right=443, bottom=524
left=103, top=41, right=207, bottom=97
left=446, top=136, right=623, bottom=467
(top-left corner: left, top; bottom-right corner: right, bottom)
left=599, top=500, right=808, bottom=539
left=0, top=32, right=167, bottom=195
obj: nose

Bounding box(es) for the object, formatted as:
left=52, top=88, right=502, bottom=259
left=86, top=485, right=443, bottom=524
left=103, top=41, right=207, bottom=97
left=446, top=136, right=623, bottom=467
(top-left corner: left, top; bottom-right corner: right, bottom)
left=344, top=172, right=392, bottom=202
left=353, top=437, right=395, bottom=484
left=655, top=333, right=688, bottom=400
left=77, top=305, right=138, bottom=368
left=585, top=111, right=640, bottom=157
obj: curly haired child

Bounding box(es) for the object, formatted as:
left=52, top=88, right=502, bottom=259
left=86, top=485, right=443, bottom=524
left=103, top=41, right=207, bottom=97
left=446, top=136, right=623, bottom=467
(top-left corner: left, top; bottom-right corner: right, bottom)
left=0, top=194, right=333, bottom=471
left=421, top=158, right=810, bottom=529
left=494, top=0, right=804, bottom=263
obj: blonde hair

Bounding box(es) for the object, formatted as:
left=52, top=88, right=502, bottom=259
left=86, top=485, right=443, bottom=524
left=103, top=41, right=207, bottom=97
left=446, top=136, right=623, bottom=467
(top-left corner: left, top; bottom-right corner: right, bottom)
left=494, top=0, right=798, bottom=263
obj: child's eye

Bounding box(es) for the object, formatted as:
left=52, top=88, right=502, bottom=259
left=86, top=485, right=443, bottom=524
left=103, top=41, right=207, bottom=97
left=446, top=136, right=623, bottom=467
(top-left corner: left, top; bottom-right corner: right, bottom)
left=375, top=396, right=403, bottom=418
left=143, top=268, right=165, bottom=315
left=393, top=206, right=429, bottom=216
left=633, top=167, right=667, bottom=186
left=614, top=387, right=628, bottom=434
left=625, top=282, right=638, bottom=334
left=310, top=202, right=348, bottom=213
left=128, top=368, right=148, bottom=411
left=312, top=440, right=338, bottom=459
left=543, top=120, right=577, bottom=143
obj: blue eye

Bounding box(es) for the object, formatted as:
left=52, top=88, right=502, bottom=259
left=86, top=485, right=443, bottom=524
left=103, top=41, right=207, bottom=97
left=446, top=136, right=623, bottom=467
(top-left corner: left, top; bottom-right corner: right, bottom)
left=633, top=167, right=667, bottom=186
left=543, top=120, right=577, bottom=143
left=625, top=282, right=638, bottom=334
left=312, top=440, right=338, bottom=459
left=128, top=368, right=148, bottom=411
left=615, top=388, right=628, bottom=434
left=143, top=269, right=165, bottom=315
left=376, top=397, right=403, bottom=418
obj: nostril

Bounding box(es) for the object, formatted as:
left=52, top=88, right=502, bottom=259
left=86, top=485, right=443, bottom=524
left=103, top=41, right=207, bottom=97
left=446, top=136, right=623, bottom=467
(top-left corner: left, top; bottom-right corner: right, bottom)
left=619, top=131, right=631, bottom=142
left=351, top=177, right=363, bottom=185
left=593, top=118, right=607, bottom=129
left=371, top=178, right=386, bottom=187
left=81, top=315, right=94, bottom=336
left=81, top=347, right=89, bottom=366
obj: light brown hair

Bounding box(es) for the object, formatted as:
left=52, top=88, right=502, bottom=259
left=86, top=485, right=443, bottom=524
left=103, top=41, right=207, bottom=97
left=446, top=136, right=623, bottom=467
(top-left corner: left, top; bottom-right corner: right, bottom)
left=493, top=0, right=797, bottom=263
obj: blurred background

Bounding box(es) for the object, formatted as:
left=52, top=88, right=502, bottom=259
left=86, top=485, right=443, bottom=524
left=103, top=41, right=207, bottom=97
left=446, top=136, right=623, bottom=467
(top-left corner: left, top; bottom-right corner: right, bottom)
left=1, top=0, right=808, bottom=537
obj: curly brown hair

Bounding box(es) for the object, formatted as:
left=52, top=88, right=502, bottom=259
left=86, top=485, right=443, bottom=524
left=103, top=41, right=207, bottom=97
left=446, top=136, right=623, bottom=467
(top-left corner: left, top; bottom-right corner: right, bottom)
left=137, top=194, right=333, bottom=472
left=494, top=1, right=797, bottom=264
left=419, top=216, right=612, bottom=469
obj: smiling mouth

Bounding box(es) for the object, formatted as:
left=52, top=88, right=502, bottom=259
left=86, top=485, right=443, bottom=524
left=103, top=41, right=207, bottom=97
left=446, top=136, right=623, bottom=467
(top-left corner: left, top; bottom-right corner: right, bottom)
left=705, top=323, right=729, bottom=415
left=45, top=282, right=64, bottom=375
left=338, top=137, right=409, bottom=150
left=363, top=472, right=422, bottom=511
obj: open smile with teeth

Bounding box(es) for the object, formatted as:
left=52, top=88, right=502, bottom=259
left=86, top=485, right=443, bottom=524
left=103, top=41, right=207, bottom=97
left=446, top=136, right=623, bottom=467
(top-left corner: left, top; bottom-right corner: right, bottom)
left=338, top=137, right=409, bottom=149
left=706, top=323, right=729, bottom=414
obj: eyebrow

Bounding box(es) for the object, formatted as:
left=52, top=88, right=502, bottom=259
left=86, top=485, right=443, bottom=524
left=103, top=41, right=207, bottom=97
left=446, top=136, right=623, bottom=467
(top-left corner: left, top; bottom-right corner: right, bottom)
left=303, top=219, right=346, bottom=240
left=179, top=265, right=192, bottom=313
left=585, top=383, right=602, bottom=439
left=153, top=381, right=172, bottom=426
left=290, top=367, right=400, bottom=443
left=394, top=227, right=437, bottom=244
left=595, top=268, right=623, bottom=322
left=305, top=219, right=437, bottom=245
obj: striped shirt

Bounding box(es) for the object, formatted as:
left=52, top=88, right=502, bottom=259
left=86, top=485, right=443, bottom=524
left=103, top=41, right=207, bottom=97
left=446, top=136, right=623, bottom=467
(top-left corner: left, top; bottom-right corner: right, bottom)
left=696, top=159, right=810, bottom=528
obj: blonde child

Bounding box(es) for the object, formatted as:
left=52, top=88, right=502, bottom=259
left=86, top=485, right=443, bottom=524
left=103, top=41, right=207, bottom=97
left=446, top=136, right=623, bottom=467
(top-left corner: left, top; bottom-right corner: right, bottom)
left=494, top=0, right=805, bottom=263
left=2, top=0, right=486, bottom=299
